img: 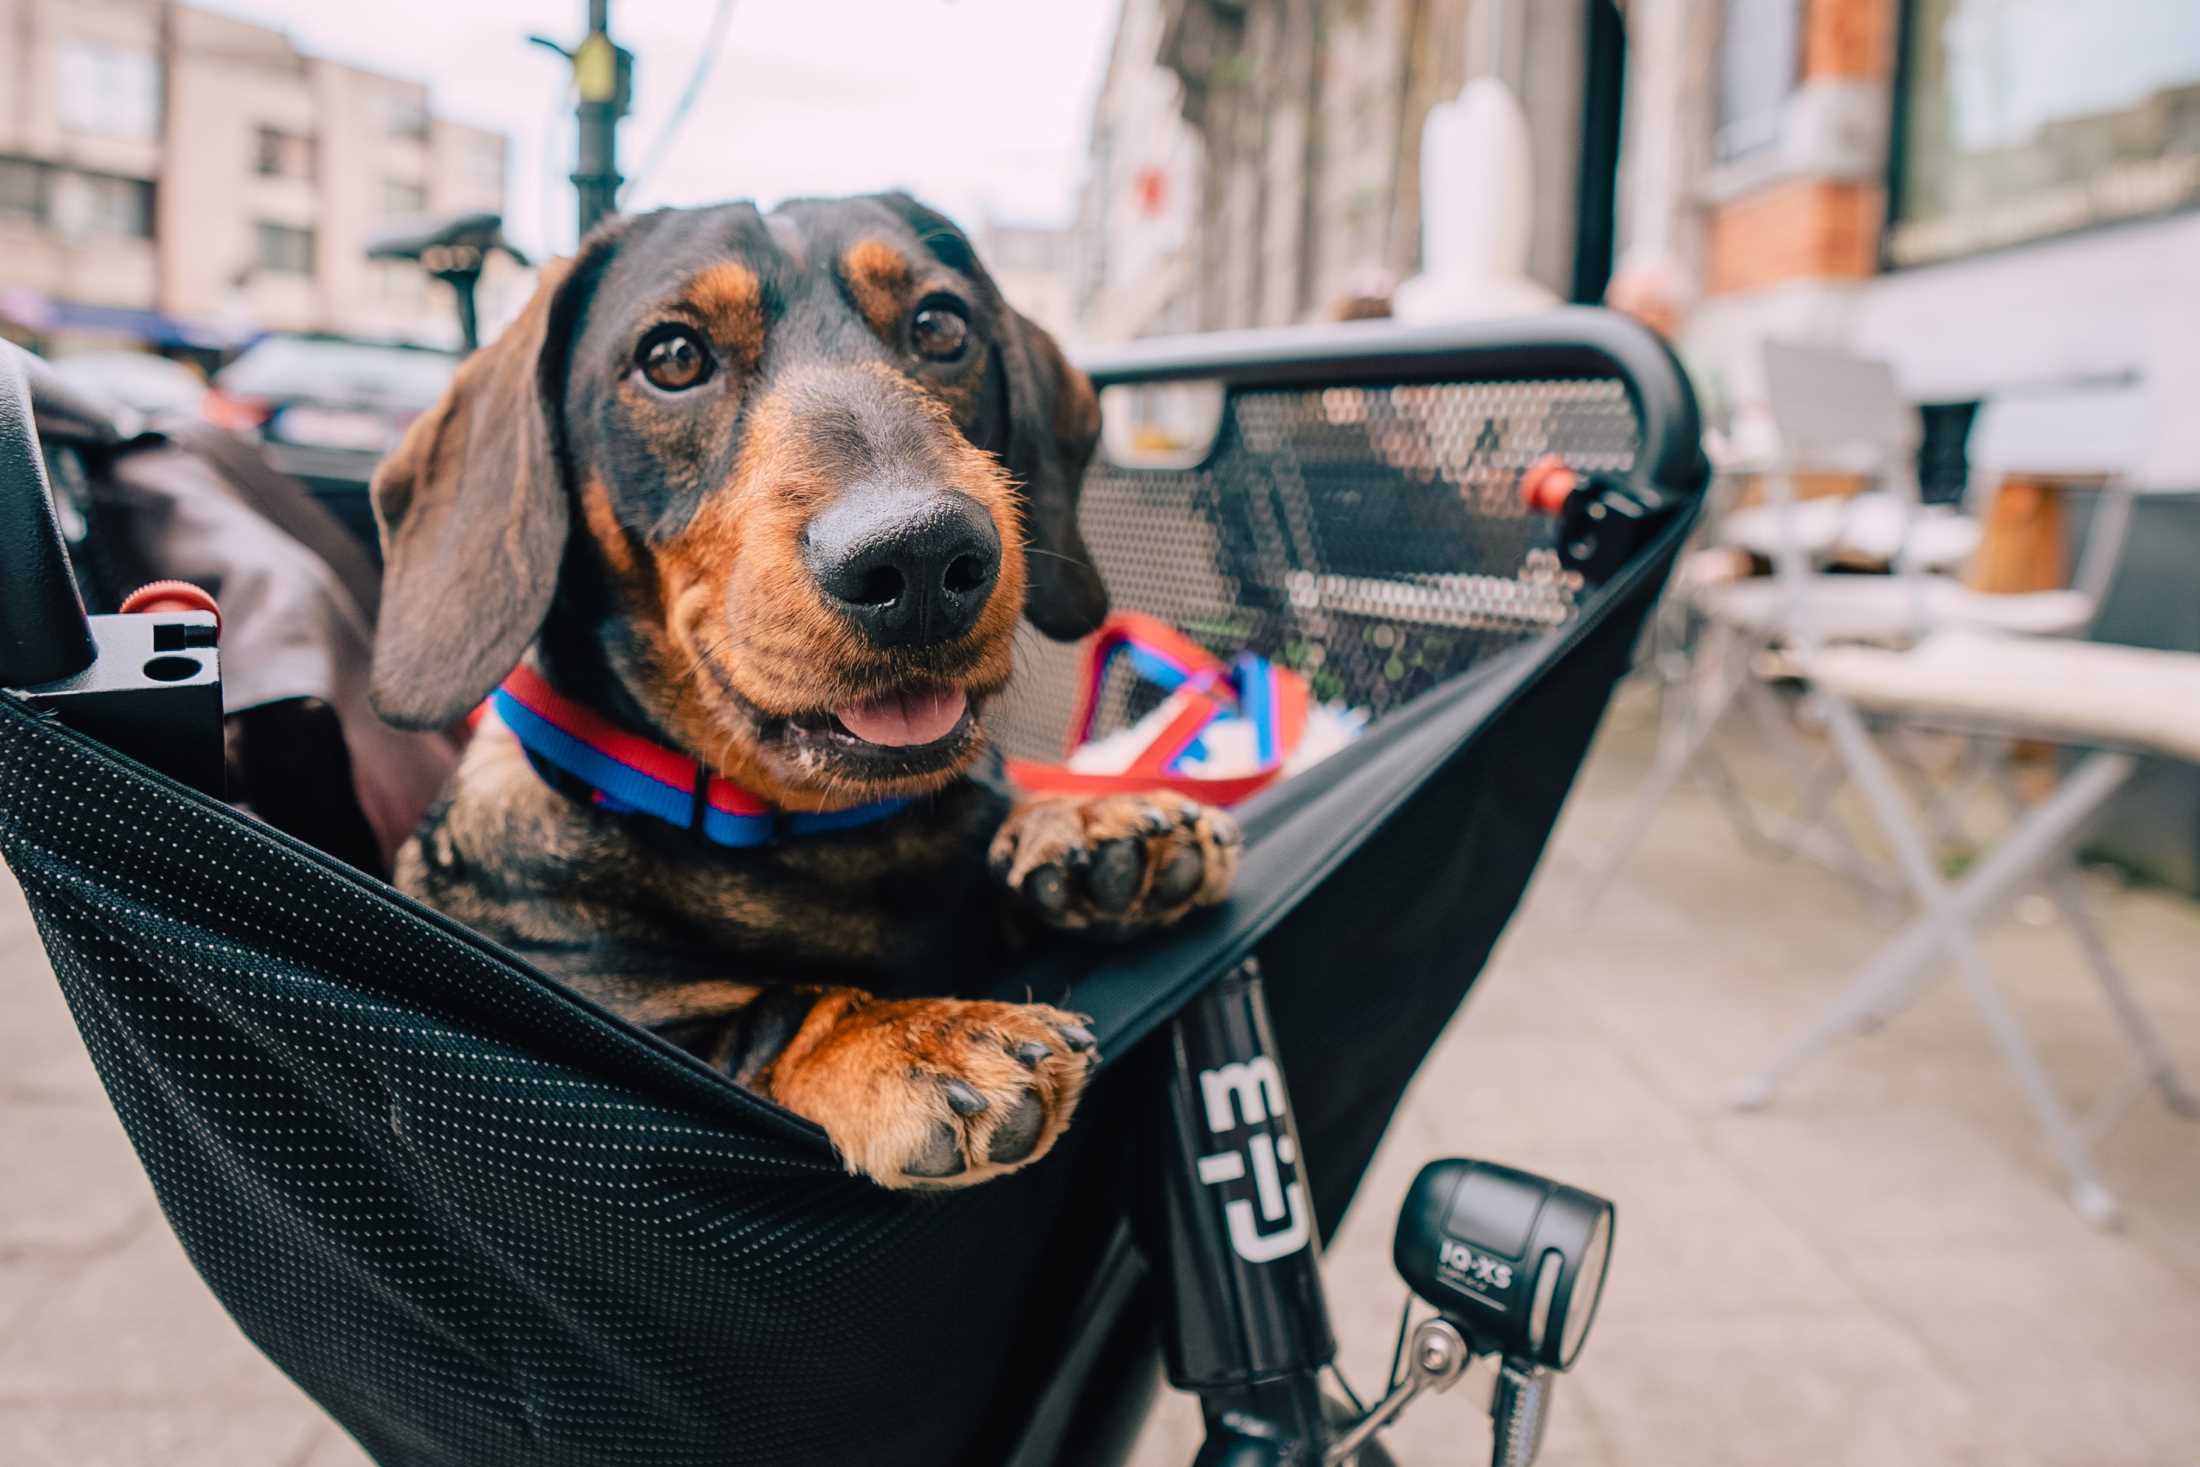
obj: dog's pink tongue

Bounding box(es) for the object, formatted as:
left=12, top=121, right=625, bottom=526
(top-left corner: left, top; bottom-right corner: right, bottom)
left=834, top=686, right=968, bottom=747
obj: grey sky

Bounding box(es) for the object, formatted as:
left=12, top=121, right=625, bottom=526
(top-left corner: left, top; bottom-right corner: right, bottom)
left=197, top=0, right=1120, bottom=256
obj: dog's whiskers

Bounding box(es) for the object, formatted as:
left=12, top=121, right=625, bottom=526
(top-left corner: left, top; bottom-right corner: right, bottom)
left=1019, top=542, right=1094, bottom=570
left=674, top=631, right=738, bottom=690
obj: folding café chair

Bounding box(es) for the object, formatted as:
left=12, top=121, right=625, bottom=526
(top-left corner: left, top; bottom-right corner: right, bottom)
left=1570, top=342, right=2098, bottom=913
left=1732, top=381, right=2197, bottom=1227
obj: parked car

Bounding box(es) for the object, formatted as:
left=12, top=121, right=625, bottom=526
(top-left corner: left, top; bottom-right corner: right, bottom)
left=205, top=332, right=457, bottom=552
left=45, top=349, right=209, bottom=422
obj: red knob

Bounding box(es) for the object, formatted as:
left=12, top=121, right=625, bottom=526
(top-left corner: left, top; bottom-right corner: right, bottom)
left=120, top=579, right=222, bottom=640
left=1520, top=454, right=1579, bottom=516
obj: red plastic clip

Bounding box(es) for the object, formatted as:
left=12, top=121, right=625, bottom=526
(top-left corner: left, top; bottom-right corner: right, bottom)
left=1520, top=453, right=1580, bottom=517
left=119, top=580, right=222, bottom=641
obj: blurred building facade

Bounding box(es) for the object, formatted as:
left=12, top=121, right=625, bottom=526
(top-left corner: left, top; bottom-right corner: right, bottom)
left=1074, top=0, right=1617, bottom=341
left=1617, top=0, right=2200, bottom=482
left=1616, top=0, right=2200, bottom=886
left=1079, top=0, right=2199, bottom=485
left=1073, top=0, right=2199, bottom=876
left=1074, top=0, right=1204, bottom=342
left=972, top=218, right=1077, bottom=344
left=1078, top=0, right=1475, bottom=338
left=0, top=0, right=507, bottom=356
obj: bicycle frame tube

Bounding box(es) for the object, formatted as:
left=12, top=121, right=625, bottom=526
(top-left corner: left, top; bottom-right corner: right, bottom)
left=1139, top=959, right=1338, bottom=1465
left=0, top=344, right=98, bottom=688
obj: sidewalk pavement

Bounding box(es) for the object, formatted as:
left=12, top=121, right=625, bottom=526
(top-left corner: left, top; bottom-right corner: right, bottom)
left=5, top=686, right=2197, bottom=1466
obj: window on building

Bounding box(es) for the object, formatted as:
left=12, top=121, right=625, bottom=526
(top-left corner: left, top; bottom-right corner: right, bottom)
left=55, top=40, right=162, bottom=142
left=255, top=221, right=315, bottom=275
left=463, top=138, right=505, bottom=200
left=50, top=171, right=153, bottom=240
left=0, top=158, right=47, bottom=221
left=384, top=92, right=431, bottom=140
left=382, top=178, right=428, bottom=216
left=254, top=127, right=316, bottom=180
left=1890, top=0, right=2200, bottom=265
left=1714, top=0, right=1803, bottom=163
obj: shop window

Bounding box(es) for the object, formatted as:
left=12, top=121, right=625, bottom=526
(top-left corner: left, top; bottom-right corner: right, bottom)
left=55, top=40, right=161, bottom=143
left=1891, top=0, right=2200, bottom=265
left=255, top=127, right=316, bottom=181
left=463, top=138, right=504, bottom=200
left=385, top=92, right=431, bottom=141
left=51, top=171, right=153, bottom=240
left=1715, top=0, right=1803, bottom=163
left=0, top=158, right=47, bottom=221
left=256, top=221, right=315, bottom=275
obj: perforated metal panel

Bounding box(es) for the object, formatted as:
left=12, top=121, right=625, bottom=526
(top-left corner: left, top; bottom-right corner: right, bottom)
left=992, top=377, right=1640, bottom=760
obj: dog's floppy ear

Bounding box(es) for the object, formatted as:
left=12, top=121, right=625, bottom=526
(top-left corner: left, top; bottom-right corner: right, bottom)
left=996, top=302, right=1109, bottom=640
left=369, top=233, right=616, bottom=729
left=874, top=191, right=1108, bottom=641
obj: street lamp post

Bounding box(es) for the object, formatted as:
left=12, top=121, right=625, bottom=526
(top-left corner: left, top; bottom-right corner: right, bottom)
left=568, top=0, right=631, bottom=240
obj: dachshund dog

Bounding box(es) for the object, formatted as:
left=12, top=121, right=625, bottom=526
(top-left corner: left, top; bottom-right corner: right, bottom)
left=368, top=193, right=1238, bottom=1188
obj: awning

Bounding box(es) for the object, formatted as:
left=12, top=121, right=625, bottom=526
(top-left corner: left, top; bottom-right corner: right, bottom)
left=0, top=287, right=239, bottom=351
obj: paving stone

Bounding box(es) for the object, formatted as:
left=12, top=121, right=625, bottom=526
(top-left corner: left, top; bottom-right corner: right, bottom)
left=0, top=1216, right=309, bottom=1408
left=0, top=1404, right=322, bottom=1467
left=0, top=1101, right=156, bottom=1260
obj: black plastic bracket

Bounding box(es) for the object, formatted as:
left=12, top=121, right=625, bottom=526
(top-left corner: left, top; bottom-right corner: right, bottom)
left=12, top=612, right=225, bottom=797
left=2, top=343, right=225, bottom=796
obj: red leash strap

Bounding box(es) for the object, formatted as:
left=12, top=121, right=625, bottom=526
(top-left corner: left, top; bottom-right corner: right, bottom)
left=1007, top=613, right=1314, bottom=807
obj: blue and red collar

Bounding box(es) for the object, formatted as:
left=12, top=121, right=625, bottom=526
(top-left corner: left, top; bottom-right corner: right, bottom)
left=490, top=664, right=909, bottom=848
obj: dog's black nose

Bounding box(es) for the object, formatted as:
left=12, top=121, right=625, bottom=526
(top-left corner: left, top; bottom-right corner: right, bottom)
left=802, top=488, right=1001, bottom=649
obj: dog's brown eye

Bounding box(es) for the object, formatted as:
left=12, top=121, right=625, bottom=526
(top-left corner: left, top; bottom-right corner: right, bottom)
left=638, top=328, right=712, bottom=392
left=911, top=304, right=969, bottom=362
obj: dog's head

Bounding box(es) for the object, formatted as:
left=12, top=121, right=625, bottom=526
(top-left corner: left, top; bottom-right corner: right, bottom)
left=369, top=193, right=1106, bottom=810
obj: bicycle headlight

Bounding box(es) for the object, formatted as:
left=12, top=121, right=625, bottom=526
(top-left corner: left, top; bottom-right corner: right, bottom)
left=1392, top=1159, right=1615, bottom=1370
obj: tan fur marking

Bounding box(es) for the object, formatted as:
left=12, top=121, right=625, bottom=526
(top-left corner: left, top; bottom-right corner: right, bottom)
left=761, top=994, right=1092, bottom=1187
left=580, top=472, right=637, bottom=580
left=643, top=362, right=1026, bottom=811
left=620, top=982, right=765, bottom=1027
left=841, top=239, right=911, bottom=340
left=688, top=261, right=766, bottom=367
left=759, top=988, right=863, bottom=1085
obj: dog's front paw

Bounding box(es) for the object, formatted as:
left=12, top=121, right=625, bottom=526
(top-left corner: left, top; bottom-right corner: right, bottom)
left=766, top=995, right=1096, bottom=1189
left=989, top=791, right=1240, bottom=936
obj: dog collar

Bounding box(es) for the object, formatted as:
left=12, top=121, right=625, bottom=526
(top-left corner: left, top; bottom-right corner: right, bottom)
left=490, top=664, right=910, bottom=848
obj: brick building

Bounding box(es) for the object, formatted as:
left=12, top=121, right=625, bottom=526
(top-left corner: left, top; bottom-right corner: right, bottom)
left=0, top=0, right=509, bottom=355
left=1621, top=0, right=2200, bottom=885
left=1621, top=0, right=2200, bottom=482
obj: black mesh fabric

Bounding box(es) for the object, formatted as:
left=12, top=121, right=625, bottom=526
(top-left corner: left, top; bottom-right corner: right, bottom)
left=0, top=334, right=1699, bottom=1467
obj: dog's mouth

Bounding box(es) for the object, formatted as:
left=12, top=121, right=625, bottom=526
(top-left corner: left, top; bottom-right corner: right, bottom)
left=747, top=679, right=984, bottom=787
left=827, top=684, right=970, bottom=748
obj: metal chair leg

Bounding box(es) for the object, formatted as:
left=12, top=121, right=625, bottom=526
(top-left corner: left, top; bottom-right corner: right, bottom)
left=1564, top=634, right=1752, bottom=918
left=1738, top=744, right=2143, bottom=1098
left=1737, top=698, right=2137, bottom=1226
left=2047, top=872, right=2200, bottom=1116
left=1731, top=675, right=1903, bottom=904
left=1908, top=731, right=1997, bottom=852
left=1981, top=762, right=2199, bottom=1119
